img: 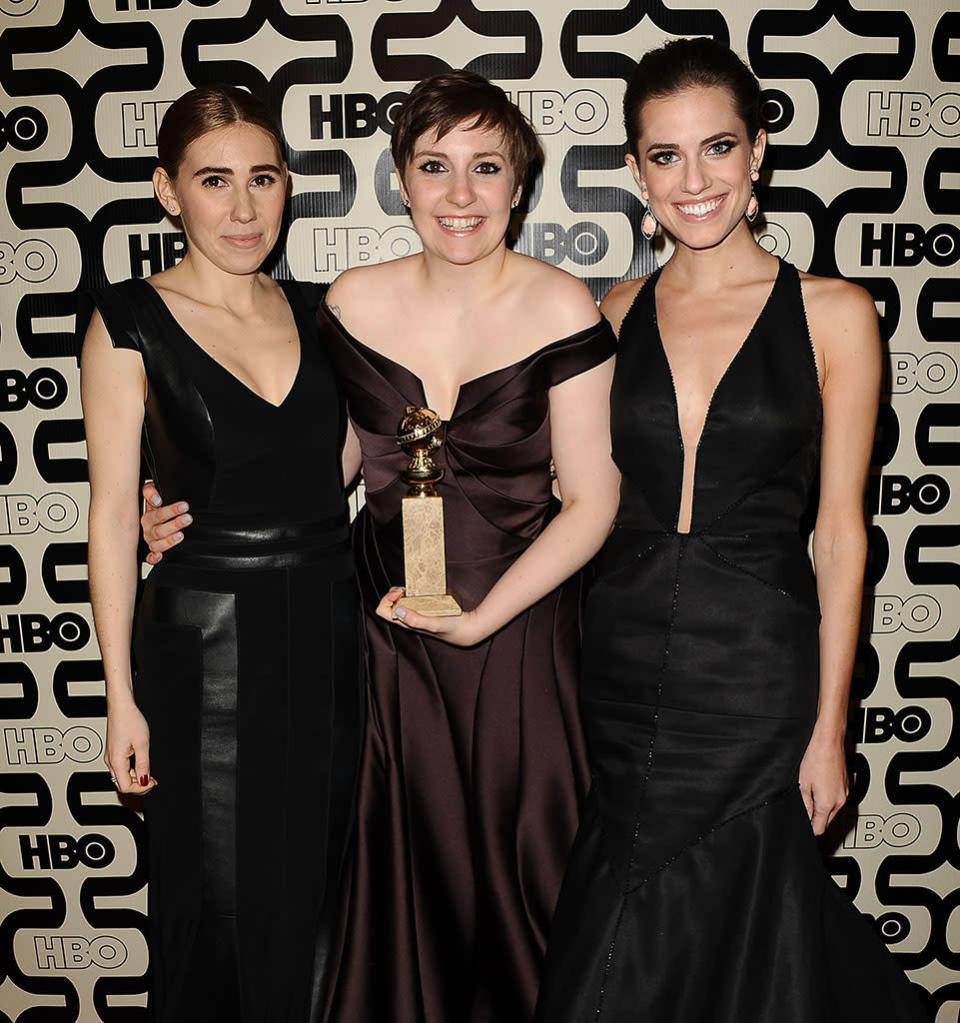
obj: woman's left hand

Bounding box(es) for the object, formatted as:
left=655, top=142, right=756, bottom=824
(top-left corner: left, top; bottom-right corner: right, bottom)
left=375, top=586, right=486, bottom=647
left=798, top=729, right=849, bottom=835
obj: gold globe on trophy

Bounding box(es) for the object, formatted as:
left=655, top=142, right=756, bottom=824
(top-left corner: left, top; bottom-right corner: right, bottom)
left=396, top=406, right=462, bottom=616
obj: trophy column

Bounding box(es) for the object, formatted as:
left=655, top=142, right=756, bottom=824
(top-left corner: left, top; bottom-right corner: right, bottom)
left=396, top=407, right=462, bottom=617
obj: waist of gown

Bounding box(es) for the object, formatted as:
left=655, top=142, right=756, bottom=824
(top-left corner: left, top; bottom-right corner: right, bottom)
left=161, top=509, right=353, bottom=574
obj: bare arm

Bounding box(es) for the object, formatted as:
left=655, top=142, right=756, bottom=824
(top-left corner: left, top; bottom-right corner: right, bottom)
left=342, top=418, right=362, bottom=487
left=81, top=312, right=156, bottom=795
left=378, top=352, right=620, bottom=644
left=800, top=279, right=881, bottom=834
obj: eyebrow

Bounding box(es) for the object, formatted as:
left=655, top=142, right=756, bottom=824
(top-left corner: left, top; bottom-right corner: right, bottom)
left=192, top=164, right=282, bottom=177
left=645, top=132, right=737, bottom=153
left=413, top=150, right=506, bottom=160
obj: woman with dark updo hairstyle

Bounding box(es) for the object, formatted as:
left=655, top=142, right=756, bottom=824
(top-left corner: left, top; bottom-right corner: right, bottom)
left=535, top=37, right=930, bottom=1022
left=82, top=85, right=362, bottom=1021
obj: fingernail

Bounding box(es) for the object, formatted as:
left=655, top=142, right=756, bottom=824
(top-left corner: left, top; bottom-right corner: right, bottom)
left=182, top=514, right=192, bottom=524
left=139, top=775, right=148, bottom=786
left=174, top=532, right=183, bottom=541
left=394, top=607, right=406, bottom=619
left=177, top=503, right=188, bottom=512
left=151, top=495, right=162, bottom=506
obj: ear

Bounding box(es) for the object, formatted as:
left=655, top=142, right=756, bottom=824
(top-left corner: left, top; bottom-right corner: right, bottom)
left=394, top=165, right=409, bottom=205
left=153, top=166, right=180, bottom=216
left=750, top=129, right=767, bottom=173
left=624, top=152, right=644, bottom=192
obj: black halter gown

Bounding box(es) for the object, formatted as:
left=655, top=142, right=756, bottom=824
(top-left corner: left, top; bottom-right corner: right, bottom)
left=535, top=260, right=930, bottom=1022
left=87, top=279, right=363, bottom=1022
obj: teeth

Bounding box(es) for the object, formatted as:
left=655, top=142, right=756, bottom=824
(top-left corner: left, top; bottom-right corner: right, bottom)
left=438, top=217, right=483, bottom=229
left=677, top=197, right=723, bottom=216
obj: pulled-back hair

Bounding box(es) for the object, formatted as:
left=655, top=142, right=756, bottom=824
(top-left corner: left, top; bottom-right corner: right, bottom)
left=391, top=70, right=542, bottom=187
left=623, top=38, right=762, bottom=154
left=157, top=85, right=285, bottom=178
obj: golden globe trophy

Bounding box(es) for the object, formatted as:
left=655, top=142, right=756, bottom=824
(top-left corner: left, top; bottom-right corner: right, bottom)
left=396, top=406, right=462, bottom=617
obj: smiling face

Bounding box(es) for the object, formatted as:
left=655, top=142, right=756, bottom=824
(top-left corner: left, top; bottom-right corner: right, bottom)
left=397, top=120, right=522, bottom=267
left=626, top=84, right=765, bottom=251
left=153, top=121, right=288, bottom=276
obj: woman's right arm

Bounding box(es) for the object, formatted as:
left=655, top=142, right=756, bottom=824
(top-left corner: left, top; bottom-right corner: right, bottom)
left=81, top=311, right=156, bottom=795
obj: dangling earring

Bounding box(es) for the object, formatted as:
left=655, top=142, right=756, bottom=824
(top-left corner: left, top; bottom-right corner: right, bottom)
left=746, top=167, right=760, bottom=223
left=640, top=187, right=658, bottom=241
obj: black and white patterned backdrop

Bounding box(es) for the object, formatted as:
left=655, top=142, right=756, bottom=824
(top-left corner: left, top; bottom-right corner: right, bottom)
left=1, top=1, right=957, bottom=1019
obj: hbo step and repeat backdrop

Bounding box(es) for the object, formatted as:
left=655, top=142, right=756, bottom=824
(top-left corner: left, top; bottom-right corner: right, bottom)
left=1, top=1, right=958, bottom=1020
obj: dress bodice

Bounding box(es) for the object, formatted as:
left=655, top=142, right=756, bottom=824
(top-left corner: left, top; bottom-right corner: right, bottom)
left=318, top=303, right=616, bottom=606
left=613, top=259, right=822, bottom=540
left=89, top=279, right=346, bottom=527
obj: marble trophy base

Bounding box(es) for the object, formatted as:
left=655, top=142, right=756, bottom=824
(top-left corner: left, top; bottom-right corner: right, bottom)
left=399, top=494, right=462, bottom=617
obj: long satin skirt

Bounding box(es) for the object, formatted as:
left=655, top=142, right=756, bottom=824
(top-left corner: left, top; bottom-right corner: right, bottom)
left=132, top=528, right=362, bottom=1022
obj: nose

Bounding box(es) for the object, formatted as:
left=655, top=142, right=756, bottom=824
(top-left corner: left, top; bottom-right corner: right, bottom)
left=682, top=157, right=709, bottom=195
left=231, top=187, right=256, bottom=223
left=445, top=171, right=475, bottom=208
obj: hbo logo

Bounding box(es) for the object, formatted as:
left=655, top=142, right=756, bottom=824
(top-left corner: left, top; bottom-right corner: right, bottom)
left=515, top=222, right=609, bottom=267
left=843, top=813, right=921, bottom=850
left=0, top=238, right=56, bottom=284
left=852, top=706, right=932, bottom=744
left=0, top=493, right=79, bottom=534
left=0, top=368, right=68, bottom=411
left=871, top=594, right=940, bottom=634
left=4, top=725, right=103, bottom=766
left=889, top=352, right=957, bottom=395
left=35, top=935, right=128, bottom=971
left=20, top=833, right=116, bottom=871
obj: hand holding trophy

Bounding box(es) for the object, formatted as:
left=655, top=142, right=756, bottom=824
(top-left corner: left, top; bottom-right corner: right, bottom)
left=395, top=406, right=462, bottom=617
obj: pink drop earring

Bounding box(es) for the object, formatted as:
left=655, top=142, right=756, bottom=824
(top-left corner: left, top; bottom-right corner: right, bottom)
left=640, top=187, right=658, bottom=241
left=746, top=167, right=760, bottom=223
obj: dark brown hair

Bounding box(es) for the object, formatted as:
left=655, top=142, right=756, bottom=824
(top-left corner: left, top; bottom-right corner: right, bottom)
left=391, top=70, right=541, bottom=187
left=624, top=38, right=762, bottom=155
left=157, top=85, right=285, bottom=178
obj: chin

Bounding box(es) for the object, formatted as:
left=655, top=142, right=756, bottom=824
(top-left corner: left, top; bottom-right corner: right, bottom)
left=668, top=220, right=742, bottom=252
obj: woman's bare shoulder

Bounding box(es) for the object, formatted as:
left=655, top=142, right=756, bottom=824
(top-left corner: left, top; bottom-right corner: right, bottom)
left=798, top=270, right=875, bottom=314
left=599, top=275, right=651, bottom=337
left=510, top=252, right=601, bottom=332
left=798, top=271, right=878, bottom=341
left=326, top=258, right=413, bottom=313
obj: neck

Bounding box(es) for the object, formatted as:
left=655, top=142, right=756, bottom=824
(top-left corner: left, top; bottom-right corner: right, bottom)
left=416, top=241, right=510, bottom=304
left=662, top=222, right=773, bottom=291
left=162, top=249, right=266, bottom=313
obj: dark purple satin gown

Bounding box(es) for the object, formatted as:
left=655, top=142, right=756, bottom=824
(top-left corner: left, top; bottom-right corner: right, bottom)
left=317, top=303, right=616, bottom=1023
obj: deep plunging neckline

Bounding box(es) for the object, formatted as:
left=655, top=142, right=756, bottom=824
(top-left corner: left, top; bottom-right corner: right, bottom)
left=651, top=257, right=784, bottom=533
left=320, top=298, right=605, bottom=422
left=140, top=279, right=304, bottom=410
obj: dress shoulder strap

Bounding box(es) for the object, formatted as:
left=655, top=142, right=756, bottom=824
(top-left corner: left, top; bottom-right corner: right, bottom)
left=75, top=279, right=147, bottom=362
left=616, top=267, right=663, bottom=347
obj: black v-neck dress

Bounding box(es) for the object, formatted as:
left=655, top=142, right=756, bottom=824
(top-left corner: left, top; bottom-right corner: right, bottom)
left=535, top=261, right=929, bottom=1021
left=88, top=279, right=362, bottom=1022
